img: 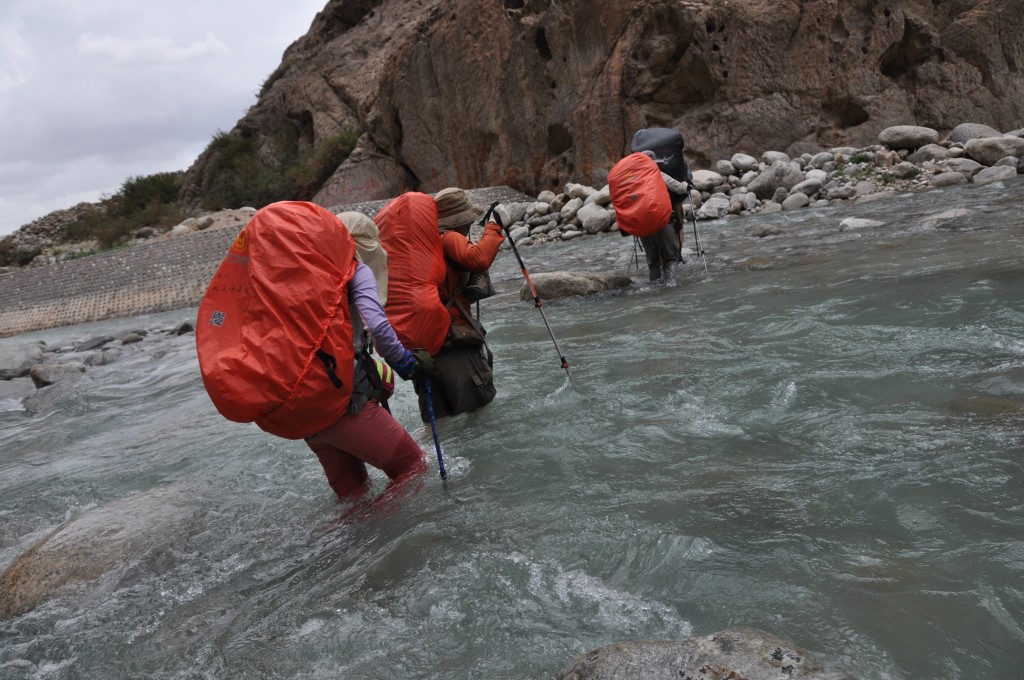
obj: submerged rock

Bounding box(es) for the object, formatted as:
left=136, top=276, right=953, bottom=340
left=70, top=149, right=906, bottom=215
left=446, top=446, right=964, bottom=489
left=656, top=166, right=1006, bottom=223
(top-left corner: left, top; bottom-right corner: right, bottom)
left=0, top=377, right=34, bottom=405
left=839, top=217, right=885, bottom=232
left=29, top=361, right=86, bottom=388
left=949, top=394, right=1024, bottom=414
left=521, top=272, right=632, bottom=301
left=558, top=626, right=860, bottom=679
left=0, top=482, right=204, bottom=619
left=0, top=341, right=45, bottom=379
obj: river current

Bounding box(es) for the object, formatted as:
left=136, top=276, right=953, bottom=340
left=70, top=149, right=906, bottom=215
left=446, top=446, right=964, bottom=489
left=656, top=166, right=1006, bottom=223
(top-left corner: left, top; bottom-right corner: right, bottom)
left=1, top=178, right=1022, bottom=679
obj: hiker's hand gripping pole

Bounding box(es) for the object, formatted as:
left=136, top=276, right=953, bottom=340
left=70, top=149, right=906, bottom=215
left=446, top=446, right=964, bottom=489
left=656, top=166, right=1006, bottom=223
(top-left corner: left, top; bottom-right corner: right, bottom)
left=488, top=202, right=578, bottom=392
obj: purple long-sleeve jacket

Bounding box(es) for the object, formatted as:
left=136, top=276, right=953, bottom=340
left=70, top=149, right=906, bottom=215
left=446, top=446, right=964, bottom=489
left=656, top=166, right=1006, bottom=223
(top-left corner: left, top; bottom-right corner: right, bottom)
left=347, top=263, right=408, bottom=363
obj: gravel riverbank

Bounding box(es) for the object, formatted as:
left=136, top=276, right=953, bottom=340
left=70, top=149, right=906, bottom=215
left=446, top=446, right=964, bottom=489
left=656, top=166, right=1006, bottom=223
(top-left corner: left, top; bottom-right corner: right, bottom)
left=2, top=123, right=1020, bottom=338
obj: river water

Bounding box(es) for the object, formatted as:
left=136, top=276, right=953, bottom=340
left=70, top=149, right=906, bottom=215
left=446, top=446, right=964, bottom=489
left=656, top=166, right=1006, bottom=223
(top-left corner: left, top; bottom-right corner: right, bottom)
left=1, top=178, right=1022, bottom=679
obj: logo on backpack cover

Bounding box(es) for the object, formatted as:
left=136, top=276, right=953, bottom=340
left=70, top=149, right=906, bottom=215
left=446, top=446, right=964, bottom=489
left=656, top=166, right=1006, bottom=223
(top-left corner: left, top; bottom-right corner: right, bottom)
left=231, top=229, right=249, bottom=252
left=226, top=229, right=251, bottom=266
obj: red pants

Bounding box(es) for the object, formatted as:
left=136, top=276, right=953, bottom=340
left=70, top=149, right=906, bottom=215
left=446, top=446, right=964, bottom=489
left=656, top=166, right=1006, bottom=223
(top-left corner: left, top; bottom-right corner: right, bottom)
left=305, top=399, right=425, bottom=499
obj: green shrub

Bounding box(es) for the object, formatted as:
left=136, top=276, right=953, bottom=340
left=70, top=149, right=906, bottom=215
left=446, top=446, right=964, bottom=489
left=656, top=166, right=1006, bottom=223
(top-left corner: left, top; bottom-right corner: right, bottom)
left=118, top=172, right=184, bottom=216
left=0, top=239, right=41, bottom=267
left=259, top=65, right=287, bottom=97
left=199, top=126, right=359, bottom=211
left=288, top=129, right=360, bottom=197
left=62, top=174, right=186, bottom=249
left=61, top=203, right=111, bottom=244
left=200, top=130, right=293, bottom=211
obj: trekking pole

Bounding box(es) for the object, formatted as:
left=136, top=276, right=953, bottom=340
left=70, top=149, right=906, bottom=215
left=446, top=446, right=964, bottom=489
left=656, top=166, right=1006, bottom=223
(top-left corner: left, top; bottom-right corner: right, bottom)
left=488, top=202, right=578, bottom=391
left=422, top=379, right=448, bottom=482
left=684, top=183, right=709, bottom=273
left=627, top=236, right=642, bottom=275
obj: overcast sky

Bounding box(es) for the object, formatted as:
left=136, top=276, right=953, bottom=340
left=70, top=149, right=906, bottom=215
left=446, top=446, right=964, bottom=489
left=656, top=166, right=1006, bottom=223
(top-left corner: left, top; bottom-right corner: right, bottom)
left=0, top=0, right=328, bottom=237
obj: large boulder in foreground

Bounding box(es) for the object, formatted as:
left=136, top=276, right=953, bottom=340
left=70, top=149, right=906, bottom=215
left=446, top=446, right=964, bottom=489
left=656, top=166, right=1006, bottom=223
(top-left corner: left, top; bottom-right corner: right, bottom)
left=520, top=272, right=631, bottom=301
left=559, top=627, right=860, bottom=679
left=0, top=483, right=204, bottom=619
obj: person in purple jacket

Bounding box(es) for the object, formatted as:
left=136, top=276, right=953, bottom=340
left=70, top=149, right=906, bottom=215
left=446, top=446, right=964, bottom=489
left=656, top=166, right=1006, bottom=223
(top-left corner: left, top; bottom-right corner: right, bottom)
left=304, top=255, right=432, bottom=500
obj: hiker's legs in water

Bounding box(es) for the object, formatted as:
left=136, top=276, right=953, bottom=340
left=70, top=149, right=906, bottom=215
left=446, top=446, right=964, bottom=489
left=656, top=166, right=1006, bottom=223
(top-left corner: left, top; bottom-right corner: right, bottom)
left=642, top=225, right=680, bottom=281
left=308, top=399, right=425, bottom=499
left=640, top=233, right=662, bottom=281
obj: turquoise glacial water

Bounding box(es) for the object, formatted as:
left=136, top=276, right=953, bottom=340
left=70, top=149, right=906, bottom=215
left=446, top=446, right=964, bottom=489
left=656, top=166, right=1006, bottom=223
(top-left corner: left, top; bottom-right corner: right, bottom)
left=1, top=178, right=1022, bottom=679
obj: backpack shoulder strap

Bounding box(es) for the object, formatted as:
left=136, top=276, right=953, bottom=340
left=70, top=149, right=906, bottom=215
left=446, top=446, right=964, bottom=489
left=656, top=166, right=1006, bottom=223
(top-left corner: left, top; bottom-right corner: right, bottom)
left=349, top=325, right=392, bottom=413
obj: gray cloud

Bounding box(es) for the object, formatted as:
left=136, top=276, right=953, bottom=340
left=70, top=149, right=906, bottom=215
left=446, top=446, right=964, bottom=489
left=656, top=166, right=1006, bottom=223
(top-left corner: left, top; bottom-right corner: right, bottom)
left=76, top=31, right=229, bottom=62
left=0, top=0, right=326, bottom=236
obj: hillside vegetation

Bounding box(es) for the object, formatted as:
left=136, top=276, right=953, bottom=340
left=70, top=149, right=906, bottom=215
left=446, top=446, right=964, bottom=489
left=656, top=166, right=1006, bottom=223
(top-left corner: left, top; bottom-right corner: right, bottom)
left=0, top=127, right=359, bottom=268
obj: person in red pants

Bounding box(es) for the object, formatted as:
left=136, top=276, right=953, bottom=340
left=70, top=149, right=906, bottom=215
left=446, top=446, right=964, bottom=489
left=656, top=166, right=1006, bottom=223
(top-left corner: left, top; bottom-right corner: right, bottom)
left=305, top=218, right=432, bottom=500
left=198, top=202, right=433, bottom=503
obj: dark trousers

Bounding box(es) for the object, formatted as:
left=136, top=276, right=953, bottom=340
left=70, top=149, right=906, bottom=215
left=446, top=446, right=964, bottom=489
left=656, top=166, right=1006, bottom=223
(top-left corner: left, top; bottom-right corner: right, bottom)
left=640, top=224, right=682, bottom=281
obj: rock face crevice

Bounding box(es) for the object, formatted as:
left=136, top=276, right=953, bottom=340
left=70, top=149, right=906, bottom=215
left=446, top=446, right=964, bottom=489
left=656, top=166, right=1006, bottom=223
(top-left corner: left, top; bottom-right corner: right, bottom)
left=179, top=0, right=1023, bottom=208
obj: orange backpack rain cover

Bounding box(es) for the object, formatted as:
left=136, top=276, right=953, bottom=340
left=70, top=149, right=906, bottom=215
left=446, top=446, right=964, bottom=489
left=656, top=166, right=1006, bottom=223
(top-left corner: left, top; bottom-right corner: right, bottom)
left=196, top=201, right=358, bottom=440
left=608, top=152, right=673, bottom=237
left=375, top=193, right=449, bottom=355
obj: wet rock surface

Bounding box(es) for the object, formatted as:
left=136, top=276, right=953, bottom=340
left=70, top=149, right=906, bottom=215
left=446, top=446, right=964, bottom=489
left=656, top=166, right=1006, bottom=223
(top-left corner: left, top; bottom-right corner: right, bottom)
left=0, top=482, right=205, bottom=619
left=558, top=626, right=859, bottom=680
left=520, top=272, right=633, bottom=301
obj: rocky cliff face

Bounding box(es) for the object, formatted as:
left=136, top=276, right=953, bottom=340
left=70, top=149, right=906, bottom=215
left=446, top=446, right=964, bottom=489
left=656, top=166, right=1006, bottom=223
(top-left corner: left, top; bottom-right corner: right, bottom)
left=180, top=0, right=1023, bottom=207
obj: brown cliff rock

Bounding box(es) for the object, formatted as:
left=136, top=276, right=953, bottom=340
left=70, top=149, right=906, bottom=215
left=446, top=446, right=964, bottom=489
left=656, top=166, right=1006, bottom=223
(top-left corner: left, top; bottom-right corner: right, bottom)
left=180, top=0, right=1023, bottom=207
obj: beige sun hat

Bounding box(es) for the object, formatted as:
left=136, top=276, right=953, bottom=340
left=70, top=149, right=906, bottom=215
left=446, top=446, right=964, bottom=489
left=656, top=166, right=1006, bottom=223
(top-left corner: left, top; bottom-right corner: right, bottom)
left=434, top=187, right=484, bottom=230
left=338, top=211, right=389, bottom=305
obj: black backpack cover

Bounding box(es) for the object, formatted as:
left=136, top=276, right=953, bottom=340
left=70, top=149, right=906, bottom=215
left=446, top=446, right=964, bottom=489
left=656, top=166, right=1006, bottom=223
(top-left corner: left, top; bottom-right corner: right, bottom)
left=631, top=128, right=691, bottom=183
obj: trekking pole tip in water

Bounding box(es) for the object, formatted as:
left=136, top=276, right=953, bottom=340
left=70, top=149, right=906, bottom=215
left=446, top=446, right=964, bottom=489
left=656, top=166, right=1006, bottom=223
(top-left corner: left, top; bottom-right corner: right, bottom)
left=560, top=355, right=578, bottom=391
left=496, top=205, right=579, bottom=392
left=422, top=379, right=448, bottom=481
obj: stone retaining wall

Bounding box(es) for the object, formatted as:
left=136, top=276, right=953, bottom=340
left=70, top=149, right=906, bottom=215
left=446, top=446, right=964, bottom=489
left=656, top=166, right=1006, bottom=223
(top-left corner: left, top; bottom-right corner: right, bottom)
left=0, top=188, right=530, bottom=338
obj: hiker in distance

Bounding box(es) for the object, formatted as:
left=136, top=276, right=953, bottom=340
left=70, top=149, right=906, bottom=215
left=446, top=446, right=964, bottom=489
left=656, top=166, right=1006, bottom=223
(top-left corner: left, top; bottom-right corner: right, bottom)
left=638, top=149, right=689, bottom=281
left=197, top=202, right=432, bottom=501
left=617, top=127, right=698, bottom=282
left=418, top=187, right=509, bottom=422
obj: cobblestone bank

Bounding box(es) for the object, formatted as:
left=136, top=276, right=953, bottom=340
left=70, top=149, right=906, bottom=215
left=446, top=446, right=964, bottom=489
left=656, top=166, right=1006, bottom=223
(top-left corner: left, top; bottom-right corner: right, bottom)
left=0, top=188, right=531, bottom=338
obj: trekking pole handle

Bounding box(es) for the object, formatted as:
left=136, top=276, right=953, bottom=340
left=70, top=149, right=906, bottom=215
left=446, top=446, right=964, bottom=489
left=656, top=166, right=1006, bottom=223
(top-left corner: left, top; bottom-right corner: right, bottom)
left=480, top=202, right=497, bottom=228
left=492, top=201, right=544, bottom=305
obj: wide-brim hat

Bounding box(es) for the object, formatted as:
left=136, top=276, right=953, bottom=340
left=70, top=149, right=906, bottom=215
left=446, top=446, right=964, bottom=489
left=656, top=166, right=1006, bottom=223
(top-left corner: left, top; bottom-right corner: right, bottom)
left=338, top=211, right=389, bottom=305
left=434, top=187, right=484, bottom=229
